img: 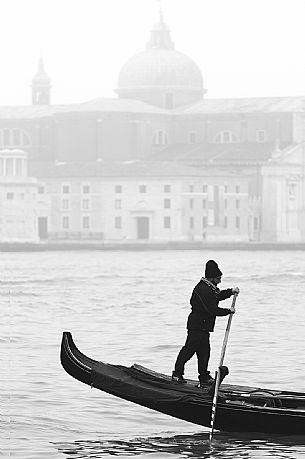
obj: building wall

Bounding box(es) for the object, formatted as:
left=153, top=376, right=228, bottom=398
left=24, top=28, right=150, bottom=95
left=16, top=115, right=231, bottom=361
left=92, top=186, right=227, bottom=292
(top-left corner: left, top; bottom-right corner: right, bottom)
left=36, top=169, right=261, bottom=243
left=0, top=99, right=304, bottom=243
left=119, top=89, right=202, bottom=110
left=172, top=113, right=294, bottom=145
left=180, top=173, right=251, bottom=242
left=55, top=115, right=98, bottom=162
left=261, top=147, right=305, bottom=242
left=38, top=176, right=188, bottom=242
left=0, top=149, right=39, bottom=242
left=0, top=119, right=56, bottom=162
left=0, top=110, right=296, bottom=165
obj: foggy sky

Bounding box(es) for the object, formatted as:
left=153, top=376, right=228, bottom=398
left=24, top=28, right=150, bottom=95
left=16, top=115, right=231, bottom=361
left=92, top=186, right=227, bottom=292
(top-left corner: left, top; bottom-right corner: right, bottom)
left=1, top=0, right=305, bottom=106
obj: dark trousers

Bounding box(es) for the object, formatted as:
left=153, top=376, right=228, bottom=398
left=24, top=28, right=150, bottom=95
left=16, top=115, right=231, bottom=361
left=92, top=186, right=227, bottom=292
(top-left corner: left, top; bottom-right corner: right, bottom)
left=174, top=329, right=211, bottom=381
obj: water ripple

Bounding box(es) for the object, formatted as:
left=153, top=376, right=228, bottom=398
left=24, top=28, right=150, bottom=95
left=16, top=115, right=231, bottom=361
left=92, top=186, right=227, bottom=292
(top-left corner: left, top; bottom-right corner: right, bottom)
left=54, top=432, right=305, bottom=458
left=3, top=249, right=305, bottom=458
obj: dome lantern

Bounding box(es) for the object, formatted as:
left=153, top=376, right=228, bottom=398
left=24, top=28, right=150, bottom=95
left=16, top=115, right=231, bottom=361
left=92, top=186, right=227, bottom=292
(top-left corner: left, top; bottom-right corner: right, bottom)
left=146, top=11, right=175, bottom=50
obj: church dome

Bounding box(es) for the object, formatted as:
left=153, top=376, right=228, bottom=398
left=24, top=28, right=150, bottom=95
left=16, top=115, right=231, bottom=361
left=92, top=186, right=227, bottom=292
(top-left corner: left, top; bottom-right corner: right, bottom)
left=117, top=48, right=203, bottom=92
left=116, top=14, right=205, bottom=108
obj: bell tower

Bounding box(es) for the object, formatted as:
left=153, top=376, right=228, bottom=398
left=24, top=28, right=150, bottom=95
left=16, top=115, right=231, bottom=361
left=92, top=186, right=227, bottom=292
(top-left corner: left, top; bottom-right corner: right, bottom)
left=31, top=58, right=51, bottom=105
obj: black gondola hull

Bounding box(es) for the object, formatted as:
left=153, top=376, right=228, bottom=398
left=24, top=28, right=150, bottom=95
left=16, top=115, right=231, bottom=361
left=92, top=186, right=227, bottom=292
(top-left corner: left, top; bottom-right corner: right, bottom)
left=60, top=332, right=305, bottom=435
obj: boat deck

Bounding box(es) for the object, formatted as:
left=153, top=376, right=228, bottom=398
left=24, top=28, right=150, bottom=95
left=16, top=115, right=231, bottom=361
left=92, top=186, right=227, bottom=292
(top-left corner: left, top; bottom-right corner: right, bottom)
left=131, top=364, right=305, bottom=410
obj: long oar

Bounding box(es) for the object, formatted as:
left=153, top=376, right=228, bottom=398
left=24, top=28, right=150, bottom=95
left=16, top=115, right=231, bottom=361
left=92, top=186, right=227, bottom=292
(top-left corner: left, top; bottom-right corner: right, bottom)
left=209, top=293, right=238, bottom=443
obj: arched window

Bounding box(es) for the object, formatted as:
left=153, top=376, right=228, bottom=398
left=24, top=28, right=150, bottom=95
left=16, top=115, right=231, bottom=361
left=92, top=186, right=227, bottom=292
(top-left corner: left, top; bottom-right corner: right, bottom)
left=214, top=130, right=238, bottom=144
left=0, top=129, right=31, bottom=147
left=153, top=130, right=169, bottom=146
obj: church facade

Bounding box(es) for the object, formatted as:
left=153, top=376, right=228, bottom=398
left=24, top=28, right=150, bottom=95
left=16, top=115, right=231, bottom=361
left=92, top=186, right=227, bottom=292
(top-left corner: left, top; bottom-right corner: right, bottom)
left=1, top=15, right=305, bottom=244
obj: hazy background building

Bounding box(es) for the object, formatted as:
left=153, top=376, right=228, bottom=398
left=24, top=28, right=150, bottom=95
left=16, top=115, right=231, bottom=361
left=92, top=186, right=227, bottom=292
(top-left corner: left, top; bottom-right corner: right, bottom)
left=0, top=5, right=304, bottom=244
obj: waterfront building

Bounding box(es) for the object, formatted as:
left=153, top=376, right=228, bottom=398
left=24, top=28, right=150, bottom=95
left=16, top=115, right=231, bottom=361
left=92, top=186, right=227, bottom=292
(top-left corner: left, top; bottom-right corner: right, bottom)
left=0, top=13, right=304, bottom=243
left=0, top=149, right=38, bottom=242
left=31, top=161, right=202, bottom=242
left=29, top=159, right=259, bottom=243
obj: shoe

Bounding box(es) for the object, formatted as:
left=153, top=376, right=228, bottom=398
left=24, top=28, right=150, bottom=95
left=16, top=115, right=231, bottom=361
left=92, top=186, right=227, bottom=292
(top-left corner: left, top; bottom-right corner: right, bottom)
left=171, top=372, right=187, bottom=384
left=197, top=376, right=214, bottom=387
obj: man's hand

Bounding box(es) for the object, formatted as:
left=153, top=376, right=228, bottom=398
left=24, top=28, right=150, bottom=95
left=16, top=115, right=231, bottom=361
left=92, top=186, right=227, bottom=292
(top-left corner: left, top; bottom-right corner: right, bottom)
left=232, top=287, right=240, bottom=295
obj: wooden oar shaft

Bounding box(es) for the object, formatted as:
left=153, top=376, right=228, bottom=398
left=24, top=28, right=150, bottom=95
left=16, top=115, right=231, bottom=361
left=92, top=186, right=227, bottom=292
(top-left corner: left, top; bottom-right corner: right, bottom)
left=209, top=293, right=238, bottom=443
left=218, top=294, right=237, bottom=367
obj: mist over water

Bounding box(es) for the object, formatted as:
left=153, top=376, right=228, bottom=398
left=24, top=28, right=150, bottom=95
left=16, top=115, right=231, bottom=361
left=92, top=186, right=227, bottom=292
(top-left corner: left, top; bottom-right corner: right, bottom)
left=2, top=249, right=305, bottom=458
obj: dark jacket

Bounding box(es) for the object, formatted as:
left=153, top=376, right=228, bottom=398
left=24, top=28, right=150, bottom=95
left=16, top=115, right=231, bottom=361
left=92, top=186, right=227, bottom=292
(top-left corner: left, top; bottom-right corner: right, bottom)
left=187, top=278, right=233, bottom=332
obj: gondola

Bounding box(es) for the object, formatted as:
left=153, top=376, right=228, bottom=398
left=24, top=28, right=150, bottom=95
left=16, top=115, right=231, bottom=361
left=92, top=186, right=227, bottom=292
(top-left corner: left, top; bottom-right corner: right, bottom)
left=60, top=332, right=305, bottom=434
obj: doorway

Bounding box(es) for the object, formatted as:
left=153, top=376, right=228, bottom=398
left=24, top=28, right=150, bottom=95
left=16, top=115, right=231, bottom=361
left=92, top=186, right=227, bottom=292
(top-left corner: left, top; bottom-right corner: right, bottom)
left=136, top=217, right=149, bottom=240
left=38, top=217, right=48, bottom=240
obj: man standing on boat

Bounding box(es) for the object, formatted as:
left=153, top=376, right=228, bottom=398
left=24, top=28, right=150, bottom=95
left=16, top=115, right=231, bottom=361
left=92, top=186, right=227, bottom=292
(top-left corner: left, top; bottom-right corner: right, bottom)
left=172, top=260, right=239, bottom=387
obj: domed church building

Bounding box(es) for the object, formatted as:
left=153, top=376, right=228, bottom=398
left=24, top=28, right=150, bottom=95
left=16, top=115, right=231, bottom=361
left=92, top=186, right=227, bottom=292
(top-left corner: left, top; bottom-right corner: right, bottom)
left=0, top=13, right=305, bottom=244
left=116, top=12, right=205, bottom=109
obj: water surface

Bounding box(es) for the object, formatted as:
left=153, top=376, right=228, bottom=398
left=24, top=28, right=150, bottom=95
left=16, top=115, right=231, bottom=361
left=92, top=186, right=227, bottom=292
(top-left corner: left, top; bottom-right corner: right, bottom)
left=2, top=249, right=305, bottom=458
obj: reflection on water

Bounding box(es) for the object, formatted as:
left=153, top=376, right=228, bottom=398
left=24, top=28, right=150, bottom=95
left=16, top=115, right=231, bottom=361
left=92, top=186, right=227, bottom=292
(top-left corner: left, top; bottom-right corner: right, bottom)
left=55, top=432, right=305, bottom=458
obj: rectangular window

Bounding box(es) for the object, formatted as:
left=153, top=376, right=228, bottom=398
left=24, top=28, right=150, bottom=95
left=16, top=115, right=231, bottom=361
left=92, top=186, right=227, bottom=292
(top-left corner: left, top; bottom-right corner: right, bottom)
left=6, top=192, right=14, bottom=200
left=189, top=198, right=194, bottom=209
left=190, top=216, right=194, bottom=229
left=115, top=216, right=122, bottom=229
left=164, top=216, right=171, bottom=228
left=202, top=199, right=206, bottom=209
left=62, top=216, right=69, bottom=229
left=235, top=185, right=240, bottom=194
left=82, top=199, right=90, bottom=210
left=164, top=198, right=171, bottom=209
left=62, top=185, right=70, bottom=194
left=288, top=182, right=297, bottom=200
left=236, top=216, right=240, bottom=229
left=156, top=128, right=169, bottom=144
left=236, top=199, right=239, bottom=209
left=164, top=184, right=171, bottom=193
left=62, top=199, right=69, bottom=210
left=256, top=130, right=266, bottom=143
left=82, top=216, right=90, bottom=229
left=3, top=129, right=10, bottom=146
left=223, top=131, right=231, bottom=143
left=115, top=199, right=122, bottom=209
left=15, top=159, right=23, bottom=176
left=139, top=185, right=146, bottom=193
left=22, top=131, right=30, bottom=146
left=13, top=129, right=21, bottom=145
left=115, top=185, right=122, bottom=193
left=224, top=216, right=228, bottom=228
left=224, top=185, right=228, bottom=193
left=202, top=216, right=207, bottom=228
left=202, top=185, right=208, bottom=193
left=82, top=185, right=90, bottom=194
left=6, top=158, right=14, bottom=175
left=224, top=199, right=227, bottom=209
left=189, top=185, right=194, bottom=193
left=188, top=132, right=196, bottom=144
left=38, top=185, right=45, bottom=194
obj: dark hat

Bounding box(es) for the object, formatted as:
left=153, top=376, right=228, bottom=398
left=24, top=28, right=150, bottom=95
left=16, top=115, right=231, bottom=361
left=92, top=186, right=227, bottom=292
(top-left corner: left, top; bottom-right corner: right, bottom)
left=205, top=260, right=222, bottom=278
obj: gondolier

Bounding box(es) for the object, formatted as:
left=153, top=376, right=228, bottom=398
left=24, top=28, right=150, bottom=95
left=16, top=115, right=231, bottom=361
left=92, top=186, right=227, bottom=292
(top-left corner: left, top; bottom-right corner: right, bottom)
left=172, top=259, right=239, bottom=386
